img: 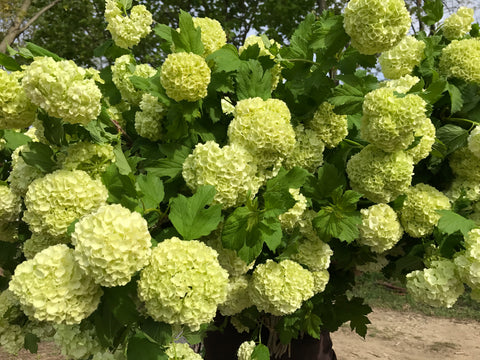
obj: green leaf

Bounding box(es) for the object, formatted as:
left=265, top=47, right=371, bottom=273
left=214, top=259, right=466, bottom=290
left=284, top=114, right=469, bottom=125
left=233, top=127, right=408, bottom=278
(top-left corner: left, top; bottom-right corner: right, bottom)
left=101, top=163, right=138, bottom=209
left=25, top=42, right=62, bottom=61
left=118, top=0, right=133, bottom=11
left=310, top=14, right=349, bottom=57
left=171, top=10, right=204, bottom=55
left=251, top=344, right=270, bottom=360
left=282, top=12, right=316, bottom=59
left=222, top=206, right=252, bottom=251
left=236, top=59, right=272, bottom=101
left=168, top=185, right=222, bottom=240
left=20, top=142, right=56, bottom=173
left=146, top=144, right=191, bottom=181
left=206, top=44, right=241, bottom=73
left=264, top=167, right=309, bottom=213
left=446, top=83, right=463, bottom=114
left=0, top=53, right=21, bottom=71
left=24, top=333, right=39, bottom=354
left=419, top=78, right=446, bottom=105
left=140, top=319, right=172, bottom=346
left=421, top=0, right=443, bottom=26
left=329, top=83, right=365, bottom=115
left=127, top=332, right=167, bottom=360
left=305, top=162, right=347, bottom=201
left=257, top=213, right=283, bottom=252
left=436, top=210, right=476, bottom=236
left=436, top=124, right=468, bottom=155
left=136, top=174, right=164, bottom=210
left=103, top=284, right=139, bottom=325
left=38, top=112, right=68, bottom=146
left=2, top=130, right=31, bottom=150
left=114, top=144, right=133, bottom=175
left=154, top=24, right=173, bottom=44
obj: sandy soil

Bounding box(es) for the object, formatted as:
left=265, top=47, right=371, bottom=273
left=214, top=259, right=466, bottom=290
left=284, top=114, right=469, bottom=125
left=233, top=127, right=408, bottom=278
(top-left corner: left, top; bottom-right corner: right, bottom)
left=2, top=308, right=480, bottom=359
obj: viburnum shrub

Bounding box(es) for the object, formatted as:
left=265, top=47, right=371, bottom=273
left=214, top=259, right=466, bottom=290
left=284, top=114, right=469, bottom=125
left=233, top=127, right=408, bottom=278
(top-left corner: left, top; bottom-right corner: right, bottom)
left=0, top=0, right=479, bottom=359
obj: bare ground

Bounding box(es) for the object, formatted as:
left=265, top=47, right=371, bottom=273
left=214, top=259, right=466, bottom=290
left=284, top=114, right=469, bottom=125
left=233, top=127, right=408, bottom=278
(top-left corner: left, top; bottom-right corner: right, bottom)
left=2, top=308, right=480, bottom=359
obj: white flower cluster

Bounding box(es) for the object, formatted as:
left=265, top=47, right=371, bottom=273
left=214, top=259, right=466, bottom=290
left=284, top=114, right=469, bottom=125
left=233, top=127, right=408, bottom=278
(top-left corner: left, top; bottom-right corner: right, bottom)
left=53, top=323, right=102, bottom=360
left=193, top=17, right=227, bottom=56
left=442, top=7, right=474, bottom=40
left=160, top=52, right=211, bottom=102
left=283, top=124, right=324, bottom=172
left=249, top=259, right=314, bottom=316
left=22, top=232, right=68, bottom=259
left=183, top=141, right=263, bottom=209
left=112, top=55, right=156, bottom=104
left=165, top=342, right=202, bottom=360
left=9, top=244, right=102, bottom=324
left=439, top=38, right=480, bottom=84
left=105, top=0, right=153, bottom=49
left=23, top=169, right=108, bottom=237
left=400, top=183, right=451, bottom=238
left=454, top=229, right=480, bottom=290
left=138, top=237, right=228, bottom=331
left=228, top=97, right=296, bottom=171
left=346, top=145, right=414, bottom=203
left=22, top=57, right=102, bottom=125
left=237, top=341, right=256, bottom=360
left=135, top=93, right=167, bottom=141
left=310, top=102, right=348, bottom=148
left=218, top=275, right=252, bottom=316
left=59, top=141, right=115, bottom=178
left=406, top=258, right=464, bottom=308
left=278, top=188, right=308, bottom=231
left=379, top=36, right=426, bottom=79
left=358, top=203, right=403, bottom=253
left=0, top=70, right=36, bottom=129
left=0, top=185, right=22, bottom=223
left=8, top=145, right=44, bottom=196
left=343, top=0, right=411, bottom=55
left=72, top=204, right=152, bottom=287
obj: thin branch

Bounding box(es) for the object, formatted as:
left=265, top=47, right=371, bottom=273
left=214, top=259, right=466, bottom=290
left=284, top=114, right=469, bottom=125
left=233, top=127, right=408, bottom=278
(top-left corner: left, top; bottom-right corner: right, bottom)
left=19, top=0, right=61, bottom=33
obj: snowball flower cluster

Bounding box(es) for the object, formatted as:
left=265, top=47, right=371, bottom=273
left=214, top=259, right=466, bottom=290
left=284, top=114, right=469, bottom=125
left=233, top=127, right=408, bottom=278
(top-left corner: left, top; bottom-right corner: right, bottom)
left=59, top=141, right=115, bottom=178
left=446, top=178, right=480, bottom=202
left=166, top=342, right=202, bottom=360
left=381, top=74, right=420, bottom=94
left=160, top=52, right=211, bottom=102
left=290, top=237, right=333, bottom=272
left=442, top=7, right=474, bottom=40
left=358, top=203, right=403, bottom=253
left=361, top=88, right=428, bottom=153
left=405, top=117, right=436, bottom=164
left=0, top=70, right=36, bottom=129
left=135, top=93, right=166, bottom=141
left=72, top=204, right=152, bottom=287
left=0, top=185, right=21, bottom=222
left=379, top=36, right=426, bottom=79
left=105, top=0, right=153, bottom=49
left=9, top=244, right=102, bottom=324
left=449, top=147, right=480, bottom=182
left=22, top=57, right=102, bottom=125
left=237, top=341, right=256, bottom=360
left=183, top=141, right=263, bottom=209
left=53, top=323, right=102, bottom=360
left=7, top=145, right=44, bottom=195
left=400, top=183, right=451, bottom=238
left=22, top=232, right=67, bottom=259
left=454, top=229, right=480, bottom=289
left=468, top=126, right=480, bottom=159
left=228, top=97, right=296, bottom=171
left=279, top=188, right=308, bottom=231
left=346, top=145, right=414, bottom=203
left=193, top=17, right=227, bottom=56
left=111, top=55, right=156, bottom=104
left=23, top=169, right=108, bottom=237
left=406, top=258, right=464, bottom=308
left=439, top=38, right=480, bottom=84
left=343, top=0, right=411, bottom=55
left=218, top=275, right=252, bottom=316
left=283, top=124, right=324, bottom=172
left=309, top=102, right=348, bottom=148
left=249, top=259, right=314, bottom=316
left=138, top=237, right=228, bottom=331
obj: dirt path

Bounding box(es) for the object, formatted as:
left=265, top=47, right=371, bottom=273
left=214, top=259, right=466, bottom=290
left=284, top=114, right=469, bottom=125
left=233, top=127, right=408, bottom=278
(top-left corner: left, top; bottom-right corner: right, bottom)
left=2, top=308, right=480, bottom=359
left=331, top=308, right=480, bottom=359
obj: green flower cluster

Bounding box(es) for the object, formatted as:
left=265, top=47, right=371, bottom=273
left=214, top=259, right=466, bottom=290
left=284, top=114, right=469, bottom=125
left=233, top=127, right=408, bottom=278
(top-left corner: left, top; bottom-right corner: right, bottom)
left=23, top=169, right=108, bottom=237
left=135, top=93, right=167, bottom=141
left=193, top=17, right=227, bottom=56
left=309, top=102, right=348, bottom=149
left=406, top=258, right=464, bottom=308
left=22, top=57, right=102, bottom=125
left=105, top=0, right=153, bottom=49
left=218, top=275, right=252, bottom=316
left=249, top=259, right=314, bottom=316
left=138, top=237, right=228, bottom=331
left=237, top=341, right=256, bottom=360
left=400, top=183, right=451, bottom=238
left=53, top=323, right=102, bottom=360
left=160, top=52, right=211, bottom=102
left=0, top=185, right=21, bottom=223
left=22, top=232, right=68, bottom=259
left=9, top=244, right=102, bottom=324
left=442, top=7, right=474, bottom=40
left=439, top=38, right=480, bottom=84
left=343, top=0, right=411, bottom=55
left=0, top=70, right=36, bottom=129
left=228, top=97, right=296, bottom=172
left=361, top=87, right=428, bottom=153
left=346, top=145, right=414, bottom=203
left=165, top=342, right=202, bottom=360
left=59, top=141, right=115, bottom=178
left=72, top=204, right=152, bottom=287
left=405, top=117, right=436, bottom=164
left=183, top=141, right=263, bottom=209
left=283, top=124, right=324, bottom=172
left=449, top=147, right=480, bottom=182
left=468, top=126, right=480, bottom=158
left=290, top=237, right=332, bottom=272
left=111, top=55, right=156, bottom=104
left=7, top=145, right=44, bottom=196
left=381, top=74, right=420, bottom=93
left=454, top=229, right=480, bottom=290
left=358, top=203, right=403, bottom=253
left=379, top=36, right=426, bottom=79
left=278, top=188, right=308, bottom=231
